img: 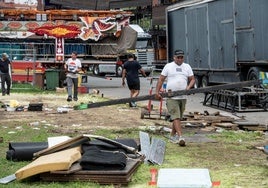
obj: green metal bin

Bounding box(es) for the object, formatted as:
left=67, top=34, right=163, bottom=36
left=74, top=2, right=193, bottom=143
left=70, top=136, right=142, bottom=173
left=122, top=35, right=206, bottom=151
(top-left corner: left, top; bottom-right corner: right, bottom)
left=45, top=69, right=60, bottom=90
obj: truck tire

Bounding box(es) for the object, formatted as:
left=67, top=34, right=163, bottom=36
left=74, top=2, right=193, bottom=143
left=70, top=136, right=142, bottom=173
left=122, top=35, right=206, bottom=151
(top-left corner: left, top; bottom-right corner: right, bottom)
left=116, top=65, right=123, bottom=77
left=201, top=76, right=209, bottom=87
left=93, top=65, right=100, bottom=76
left=247, top=67, right=265, bottom=88
left=194, top=75, right=201, bottom=88
left=247, top=67, right=259, bottom=81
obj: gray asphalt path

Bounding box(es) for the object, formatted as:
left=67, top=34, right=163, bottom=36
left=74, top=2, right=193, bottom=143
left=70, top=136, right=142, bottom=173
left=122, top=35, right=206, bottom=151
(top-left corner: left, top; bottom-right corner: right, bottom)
left=82, top=75, right=268, bottom=125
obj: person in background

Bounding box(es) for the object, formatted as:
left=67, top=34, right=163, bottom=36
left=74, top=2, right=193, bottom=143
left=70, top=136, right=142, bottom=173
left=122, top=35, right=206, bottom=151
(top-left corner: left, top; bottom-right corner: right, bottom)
left=155, top=50, right=195, bottom=146
left=122, top=53, right=147, bottom=107
left=0, top=53, right=12, bottom=96
left=64, top=51, right=82, bottom=102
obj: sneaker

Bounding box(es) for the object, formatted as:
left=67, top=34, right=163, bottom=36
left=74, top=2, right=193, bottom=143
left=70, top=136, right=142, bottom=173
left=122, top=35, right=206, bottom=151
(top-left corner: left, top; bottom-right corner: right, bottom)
left=74, top=98, right=78, bottom=101
left=131, top=101, right=137, bottom=107
left=169, top=135, right=179, bottom=144
left=129, top=101, right=137, bottom=108
left=178, top=137, right=186, bottom=147
left=67, top=97, right=72, bottom=102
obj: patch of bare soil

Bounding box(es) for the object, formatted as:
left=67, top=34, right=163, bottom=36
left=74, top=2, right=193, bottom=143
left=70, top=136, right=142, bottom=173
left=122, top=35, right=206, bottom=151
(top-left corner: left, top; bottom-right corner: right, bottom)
left=1, top=93, right=267, bottom=148
left=0, top=93, right=164, bottom=133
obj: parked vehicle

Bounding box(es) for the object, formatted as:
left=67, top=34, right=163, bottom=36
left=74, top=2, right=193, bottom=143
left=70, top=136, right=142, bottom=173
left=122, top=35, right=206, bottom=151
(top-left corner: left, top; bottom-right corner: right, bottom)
left=0, top=9, right=153, bottom=82
left=166, top=0, right=268, bottom=87
left=92, top=24, right=154, bottom=77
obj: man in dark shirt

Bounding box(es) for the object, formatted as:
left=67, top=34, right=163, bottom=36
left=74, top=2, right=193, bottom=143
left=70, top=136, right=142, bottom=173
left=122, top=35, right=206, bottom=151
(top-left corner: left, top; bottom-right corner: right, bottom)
left=0, top=53, right=12, bottom=96
left=122, top=53, right=146, bottom=107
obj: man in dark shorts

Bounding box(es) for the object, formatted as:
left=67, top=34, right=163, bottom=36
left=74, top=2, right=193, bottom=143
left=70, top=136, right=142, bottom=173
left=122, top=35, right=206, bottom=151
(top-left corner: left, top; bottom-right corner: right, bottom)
left=122, top=53, right=147, bottom=107
left=0, top=53, right=12, bottom=96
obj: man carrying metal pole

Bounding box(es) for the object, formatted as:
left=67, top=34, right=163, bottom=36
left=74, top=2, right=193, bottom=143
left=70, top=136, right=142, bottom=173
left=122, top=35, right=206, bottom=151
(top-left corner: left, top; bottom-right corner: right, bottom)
left=155, top=50, right=195, bottom=146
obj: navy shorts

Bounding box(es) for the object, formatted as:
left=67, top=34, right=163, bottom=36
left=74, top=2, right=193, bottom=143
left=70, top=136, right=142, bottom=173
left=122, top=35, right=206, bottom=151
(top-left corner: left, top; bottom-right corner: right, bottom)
left=128, top=82, right=140, bottom=90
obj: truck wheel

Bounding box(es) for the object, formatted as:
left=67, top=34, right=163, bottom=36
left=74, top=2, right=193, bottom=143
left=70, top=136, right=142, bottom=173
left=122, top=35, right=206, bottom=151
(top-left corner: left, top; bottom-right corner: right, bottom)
left=247, top=67, right=263, bottom=88
left=194, top=75, right=201, bottom=88
left=116, top=65, right=123, bottom=77
left=201, top=76, right=209, bottom=87
left=93, top=65, right=100, bottom=76
left=247, top=67, right=259, bottom=81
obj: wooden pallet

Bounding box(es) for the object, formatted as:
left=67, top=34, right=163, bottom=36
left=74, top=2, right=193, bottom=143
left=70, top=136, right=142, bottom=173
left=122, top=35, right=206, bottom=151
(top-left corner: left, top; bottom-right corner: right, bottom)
left=40, top=158, right=143, bottom=185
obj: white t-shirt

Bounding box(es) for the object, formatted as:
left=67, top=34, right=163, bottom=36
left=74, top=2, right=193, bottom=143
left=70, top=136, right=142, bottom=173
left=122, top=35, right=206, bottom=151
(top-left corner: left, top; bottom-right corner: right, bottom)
left=65, top=58, right=82, bottom=78
left=161, top=61, right=194, bottom=99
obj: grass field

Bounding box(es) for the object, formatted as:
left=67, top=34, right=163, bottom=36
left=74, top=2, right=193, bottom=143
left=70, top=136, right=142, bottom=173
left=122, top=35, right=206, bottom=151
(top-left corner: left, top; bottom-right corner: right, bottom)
left=0, top=85, right=267, bottom=187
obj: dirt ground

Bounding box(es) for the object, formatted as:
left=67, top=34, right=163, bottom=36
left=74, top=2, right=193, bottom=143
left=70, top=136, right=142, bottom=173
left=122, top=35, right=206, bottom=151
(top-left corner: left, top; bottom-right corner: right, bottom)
left=1, top=92, right=267, bottom=139
left=0, top=93, right=170, bottom=134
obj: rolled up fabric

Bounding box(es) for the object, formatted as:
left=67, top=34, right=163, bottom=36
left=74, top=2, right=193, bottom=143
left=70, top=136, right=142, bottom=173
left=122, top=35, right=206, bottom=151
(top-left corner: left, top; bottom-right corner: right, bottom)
left=6, top=142, right=48, bottom=161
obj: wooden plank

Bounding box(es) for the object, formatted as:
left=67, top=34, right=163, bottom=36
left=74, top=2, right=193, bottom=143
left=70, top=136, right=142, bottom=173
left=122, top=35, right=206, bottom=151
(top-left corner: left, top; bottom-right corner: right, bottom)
left=194, top=115, right=235, bottom=122
left=241, top=125, right=268, bottom=131
left=87, top=80, right=261, bottom=108
left=214, top=122, right=238, bottom=130
left=15, top=147, right=81, bottom=180
left=40, top=158, right=142, bottom=185
left=33, top=135, right=89, bottom=158
left=50, top=162, right=82, bottom=174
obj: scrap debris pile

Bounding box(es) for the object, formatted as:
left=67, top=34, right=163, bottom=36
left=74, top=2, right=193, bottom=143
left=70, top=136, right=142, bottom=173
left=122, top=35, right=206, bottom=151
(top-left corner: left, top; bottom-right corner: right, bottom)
left=3, top=135, right=146, bottom=185
left=182, top=111, right=268, bottom=132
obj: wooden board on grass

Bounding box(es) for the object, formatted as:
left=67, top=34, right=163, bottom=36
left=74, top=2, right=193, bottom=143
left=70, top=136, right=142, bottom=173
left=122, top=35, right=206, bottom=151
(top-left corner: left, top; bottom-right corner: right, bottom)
left=15, top=147, right=81, bottom=180
left=40, top=158, right=143, bottom=185
left=33, top=135, right=89, bottom=157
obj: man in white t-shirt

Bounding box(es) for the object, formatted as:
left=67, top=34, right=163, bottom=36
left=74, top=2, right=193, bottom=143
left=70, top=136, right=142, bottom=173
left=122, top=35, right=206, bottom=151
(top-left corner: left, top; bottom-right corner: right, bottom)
left=64, top=51, right=82, bottom=102
left=155, top=50, right=195, bottom=146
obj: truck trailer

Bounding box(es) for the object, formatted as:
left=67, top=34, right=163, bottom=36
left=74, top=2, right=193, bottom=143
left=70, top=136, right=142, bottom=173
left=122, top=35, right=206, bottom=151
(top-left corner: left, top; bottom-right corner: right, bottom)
left=0, top=9, right=153, bottom=82
left=166, top=0, right=268, bottom=87
left=92, top=24, right=154, bottom=77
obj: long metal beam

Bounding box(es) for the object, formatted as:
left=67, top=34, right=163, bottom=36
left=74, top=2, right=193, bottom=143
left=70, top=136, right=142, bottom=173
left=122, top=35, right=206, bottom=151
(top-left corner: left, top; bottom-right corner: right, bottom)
left=87, top=79, right=262, bottom=108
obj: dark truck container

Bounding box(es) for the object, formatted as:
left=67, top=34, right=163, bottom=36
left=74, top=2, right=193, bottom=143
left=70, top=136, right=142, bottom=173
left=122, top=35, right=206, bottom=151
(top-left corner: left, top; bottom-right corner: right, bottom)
left=166, top=0, right=268, bottom=87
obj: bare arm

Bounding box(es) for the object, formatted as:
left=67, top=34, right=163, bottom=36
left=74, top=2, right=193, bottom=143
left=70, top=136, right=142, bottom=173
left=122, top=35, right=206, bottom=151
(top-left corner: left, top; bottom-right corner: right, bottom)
left=139, top=68, right=147, bottom=77
left=155, top=75, right=166, bottom=100
left=9, top=60, right=13, bottom=73
left=187, top=75, right=195, bottom=90
left=122, top=69, right=126, bottom=87
left=64, top=62, right=68, bottom=71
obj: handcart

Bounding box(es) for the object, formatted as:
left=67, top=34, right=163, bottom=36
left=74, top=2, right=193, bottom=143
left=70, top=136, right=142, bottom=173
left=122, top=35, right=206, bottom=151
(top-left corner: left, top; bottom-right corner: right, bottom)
left=140, top=77, right=169, bottom=120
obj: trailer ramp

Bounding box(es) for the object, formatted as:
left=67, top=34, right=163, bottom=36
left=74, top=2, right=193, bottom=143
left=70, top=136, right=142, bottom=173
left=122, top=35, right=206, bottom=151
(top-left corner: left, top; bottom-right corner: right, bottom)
left=203, top=87, right=268, bottom=112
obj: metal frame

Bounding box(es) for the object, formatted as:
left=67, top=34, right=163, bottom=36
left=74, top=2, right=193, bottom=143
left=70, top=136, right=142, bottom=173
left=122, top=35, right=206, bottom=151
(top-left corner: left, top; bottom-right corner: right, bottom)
left=203, top=87, right=268, bottom=112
